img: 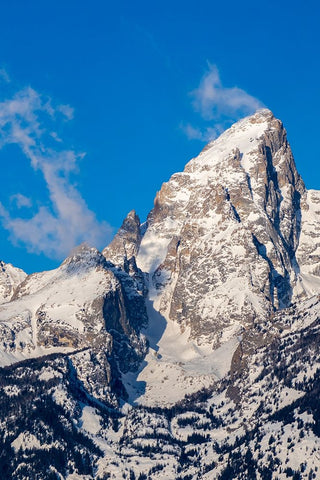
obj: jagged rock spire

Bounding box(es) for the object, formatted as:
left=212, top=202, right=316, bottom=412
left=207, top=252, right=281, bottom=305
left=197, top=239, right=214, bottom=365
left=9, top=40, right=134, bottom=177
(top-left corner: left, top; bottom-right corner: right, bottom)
left=102, top=210, right=142, bottom=269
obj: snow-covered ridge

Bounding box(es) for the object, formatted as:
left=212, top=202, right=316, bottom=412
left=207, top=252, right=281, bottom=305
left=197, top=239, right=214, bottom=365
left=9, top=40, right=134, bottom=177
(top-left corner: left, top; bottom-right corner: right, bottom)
left=186, top=107, right=274, bottom=173
left=0, top=241, right=147, bottom=374
left=0, top=253, right=111, bottom=366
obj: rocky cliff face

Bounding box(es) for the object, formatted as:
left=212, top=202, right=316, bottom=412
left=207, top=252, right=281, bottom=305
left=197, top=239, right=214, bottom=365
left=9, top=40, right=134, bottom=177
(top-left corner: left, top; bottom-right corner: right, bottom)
left=137, top=109, right=320, bottom=348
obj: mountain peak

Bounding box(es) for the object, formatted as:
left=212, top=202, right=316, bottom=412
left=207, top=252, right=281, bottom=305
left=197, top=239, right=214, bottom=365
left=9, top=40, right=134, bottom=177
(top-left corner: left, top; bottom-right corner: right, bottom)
left=247, top=107, right=274, bottom=119
left=61, top=243, right=106, bottom=273
left=196, top=108, right=280, bottom=165
left=137, top=110, right=307, bottom=346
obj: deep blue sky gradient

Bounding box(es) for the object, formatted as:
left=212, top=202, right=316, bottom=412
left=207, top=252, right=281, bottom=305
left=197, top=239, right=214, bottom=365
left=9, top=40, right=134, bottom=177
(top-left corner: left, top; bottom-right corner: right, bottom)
left=0, top=0, right=319, bottom=272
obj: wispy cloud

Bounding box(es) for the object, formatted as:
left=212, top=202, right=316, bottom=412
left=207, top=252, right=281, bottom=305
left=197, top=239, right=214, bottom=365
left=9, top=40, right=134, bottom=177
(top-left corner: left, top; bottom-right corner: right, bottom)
left=10, top=193, right=32, bottom=209
left=180, top=123, right=224, bottom=142
left=0, top=86, right=111, bottom=260
left=184, top=63, right=263, bottom=141
left=0, top=68, right=10, bottom=83
left=57, top=103, right=74, bottom=120
left=192, top=64, right=263, bottom=120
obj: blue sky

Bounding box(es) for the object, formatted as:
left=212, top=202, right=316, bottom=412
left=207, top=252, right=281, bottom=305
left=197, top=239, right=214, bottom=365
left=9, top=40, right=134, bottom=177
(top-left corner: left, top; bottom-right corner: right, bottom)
left=0, top=0, right=319, bottom=273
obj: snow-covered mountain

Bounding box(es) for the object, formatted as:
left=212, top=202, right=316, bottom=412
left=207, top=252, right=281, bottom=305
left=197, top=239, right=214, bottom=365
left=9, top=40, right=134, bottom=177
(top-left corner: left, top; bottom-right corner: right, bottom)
left=1, top=109, right=320, bottom=479
left=138, top=109, right=319, bottom=335
left=0, top=244, right=148, bottom=404
left=126, top=109, right=320, bottom=406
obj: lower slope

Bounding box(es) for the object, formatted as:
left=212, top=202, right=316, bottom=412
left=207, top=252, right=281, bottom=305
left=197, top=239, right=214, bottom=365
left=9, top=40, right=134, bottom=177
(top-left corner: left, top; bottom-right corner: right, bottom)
left=1, top=294, right=320, bottom=479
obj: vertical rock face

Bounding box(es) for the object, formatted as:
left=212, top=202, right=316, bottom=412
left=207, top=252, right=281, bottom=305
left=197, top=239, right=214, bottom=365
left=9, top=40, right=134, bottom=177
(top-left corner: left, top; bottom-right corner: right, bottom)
left=102, top=209, right=148, bottom=334
left=137, top=109, right=316, bottom=345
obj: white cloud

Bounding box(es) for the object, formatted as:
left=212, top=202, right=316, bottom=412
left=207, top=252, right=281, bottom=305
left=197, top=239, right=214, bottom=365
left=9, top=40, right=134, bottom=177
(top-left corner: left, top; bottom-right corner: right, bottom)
left=181, top=123, right=205, bottom=141
left=57, top=103, right=74, bottom=120
left=0, top=87, right=111, bottom=260
left=184, top=64, right=264, bottom=141
left=192, top=64, right=263, bottom=120
left=10, top=194, right=32, bottom=209
left=181, top=123, right=224, bottom=142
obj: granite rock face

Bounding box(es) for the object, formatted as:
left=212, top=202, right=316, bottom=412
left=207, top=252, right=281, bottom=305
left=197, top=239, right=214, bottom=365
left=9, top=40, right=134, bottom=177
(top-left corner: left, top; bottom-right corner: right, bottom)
left=137, top=109, right=320, bottom=346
